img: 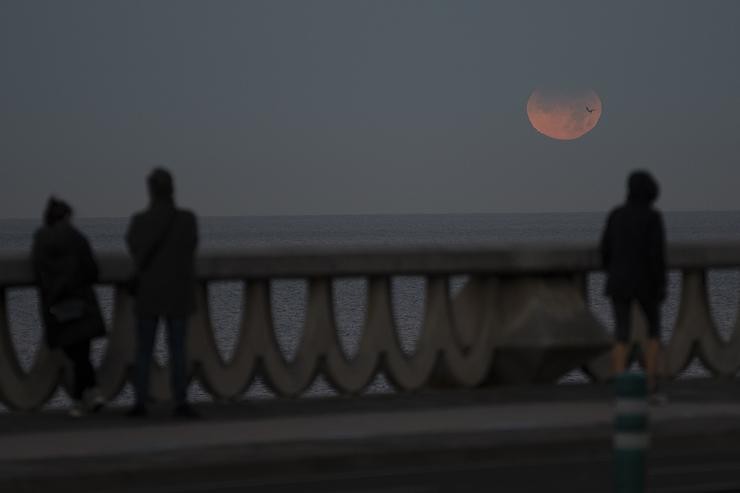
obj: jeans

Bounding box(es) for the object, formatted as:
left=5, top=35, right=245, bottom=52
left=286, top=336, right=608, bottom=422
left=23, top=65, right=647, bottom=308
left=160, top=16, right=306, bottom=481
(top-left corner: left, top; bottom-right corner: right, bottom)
left=134, top=317, right=189, bottom=407
left=62, top=340, right=96, bottom=400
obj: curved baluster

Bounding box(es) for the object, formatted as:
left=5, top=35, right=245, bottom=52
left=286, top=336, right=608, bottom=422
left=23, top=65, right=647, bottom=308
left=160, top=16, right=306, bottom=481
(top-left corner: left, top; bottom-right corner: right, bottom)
left=96, top=287, right=137, bottom=400
left=661, top=268, right=740, bottom=378
left=320, top=275, right=433, bottom=393
left=417, top=274, right=497, bottom=389
left=419, top=275, right=461, bottom=387
left=0, top=287, right=63, bottom=410
left=687, top=269, right=740, bottom=376
left=316, top=278, right=379, bottom=394
left=661, top=269, right=708, bottom=377
left=188, top=282, right=257, bottom=399
left=249, top=279, right=320, bottom=397
left=383, top=276, right=445, bottom=391
left=441, top=276, right=498, bottom=387
left=326, top=276, right=393, bottom=393
left=326, top=276, right=420, bottom=394
left=706, top=328, right=740, bottom=377
left=293, top=275, right=390, bottom=395
left=450, top=277, right=485, bottom=350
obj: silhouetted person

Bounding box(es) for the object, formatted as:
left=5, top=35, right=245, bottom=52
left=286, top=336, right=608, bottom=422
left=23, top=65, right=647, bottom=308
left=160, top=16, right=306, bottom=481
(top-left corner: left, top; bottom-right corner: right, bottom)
left=32, top=198, right=106, bottom=417
left=600, top=170, right=666, bottom=400
left=126, top=168, right=198, bottom=418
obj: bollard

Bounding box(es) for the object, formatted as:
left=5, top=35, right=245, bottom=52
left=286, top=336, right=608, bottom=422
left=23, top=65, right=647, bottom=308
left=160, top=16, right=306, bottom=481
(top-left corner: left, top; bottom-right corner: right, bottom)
left=614, top=371, right=649, bottom=493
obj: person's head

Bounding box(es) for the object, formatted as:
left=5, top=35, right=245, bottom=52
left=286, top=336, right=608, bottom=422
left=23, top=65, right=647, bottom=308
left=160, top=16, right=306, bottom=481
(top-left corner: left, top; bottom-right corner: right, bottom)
left=43, top=197, right=72, bottom=227
left=627, top=170, right=659, bottom=206
left=147, top=167, right=174, bottom=203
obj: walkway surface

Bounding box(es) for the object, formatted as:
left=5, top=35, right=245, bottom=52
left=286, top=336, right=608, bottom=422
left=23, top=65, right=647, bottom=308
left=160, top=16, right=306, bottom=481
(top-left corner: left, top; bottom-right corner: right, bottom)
left=2, top=380, right=740, bottom=492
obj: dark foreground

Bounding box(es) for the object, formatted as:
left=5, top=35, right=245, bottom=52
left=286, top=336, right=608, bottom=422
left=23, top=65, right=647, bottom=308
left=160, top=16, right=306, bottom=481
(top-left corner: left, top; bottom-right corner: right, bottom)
left=2, top=381, right=740, bottom=492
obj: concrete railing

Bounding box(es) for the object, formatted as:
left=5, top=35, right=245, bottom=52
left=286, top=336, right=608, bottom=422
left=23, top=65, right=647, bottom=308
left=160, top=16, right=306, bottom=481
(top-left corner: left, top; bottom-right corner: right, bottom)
left=1, top=243, right=739, bottom=410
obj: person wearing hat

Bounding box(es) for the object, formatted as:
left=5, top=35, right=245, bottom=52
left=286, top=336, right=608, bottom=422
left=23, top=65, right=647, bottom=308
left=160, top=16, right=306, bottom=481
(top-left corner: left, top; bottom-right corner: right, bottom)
left=32, top=197, right=106, bottom=417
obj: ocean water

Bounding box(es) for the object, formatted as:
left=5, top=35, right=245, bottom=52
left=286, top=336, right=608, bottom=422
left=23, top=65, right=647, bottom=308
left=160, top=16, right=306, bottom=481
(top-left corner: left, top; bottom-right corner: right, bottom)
left=2, top=212, right=740, bottom=408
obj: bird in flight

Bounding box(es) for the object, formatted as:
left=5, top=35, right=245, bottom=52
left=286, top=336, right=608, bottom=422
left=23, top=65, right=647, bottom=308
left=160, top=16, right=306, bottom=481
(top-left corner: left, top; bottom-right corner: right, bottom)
left=586, top=105, right=597, bottom=113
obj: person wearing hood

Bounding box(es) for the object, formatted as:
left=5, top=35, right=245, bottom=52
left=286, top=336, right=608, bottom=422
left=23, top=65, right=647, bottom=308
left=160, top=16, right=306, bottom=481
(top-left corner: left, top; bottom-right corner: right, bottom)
left=600, top=170, right=666, bottom=401
left=31, top=198, right=107, bottom=417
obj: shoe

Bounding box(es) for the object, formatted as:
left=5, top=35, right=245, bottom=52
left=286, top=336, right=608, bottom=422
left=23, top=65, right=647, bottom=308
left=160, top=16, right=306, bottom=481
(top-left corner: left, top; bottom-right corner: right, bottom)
left=83, top=387, right=105, bottom=413
left=126, top=405, right=149, bottom=418
left=68, top=401, right=86, bottom=418
left=172, top=404, right=200, bottom=419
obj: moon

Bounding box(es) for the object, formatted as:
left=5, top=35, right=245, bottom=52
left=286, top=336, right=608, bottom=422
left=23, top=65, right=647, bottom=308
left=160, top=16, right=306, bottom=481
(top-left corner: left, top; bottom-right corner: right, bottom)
left=526, top=88, right=602, bottom=140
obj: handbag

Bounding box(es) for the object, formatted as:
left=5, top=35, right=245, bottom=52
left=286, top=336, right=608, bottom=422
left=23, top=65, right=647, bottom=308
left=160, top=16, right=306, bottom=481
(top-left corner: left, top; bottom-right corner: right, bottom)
left=49, top=298, right=87, bottom=324
left=125, top=210, right=178, bottom=295
left=52, top=297, right=107, bottom=346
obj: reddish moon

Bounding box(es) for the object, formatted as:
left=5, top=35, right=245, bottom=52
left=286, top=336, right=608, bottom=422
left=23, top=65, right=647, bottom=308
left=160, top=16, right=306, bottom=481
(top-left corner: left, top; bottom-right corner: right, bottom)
left=526, top=88, right=602, bottom=140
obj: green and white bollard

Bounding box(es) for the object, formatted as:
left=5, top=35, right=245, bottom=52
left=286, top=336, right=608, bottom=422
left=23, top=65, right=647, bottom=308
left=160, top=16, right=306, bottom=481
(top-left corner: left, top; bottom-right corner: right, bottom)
left=614, top=371, right=649, bottom=493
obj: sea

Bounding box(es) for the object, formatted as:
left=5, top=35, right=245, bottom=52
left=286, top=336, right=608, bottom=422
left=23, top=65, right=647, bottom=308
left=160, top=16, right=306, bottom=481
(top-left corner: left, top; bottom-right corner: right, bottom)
left=2, top=212, right=740, bottom=409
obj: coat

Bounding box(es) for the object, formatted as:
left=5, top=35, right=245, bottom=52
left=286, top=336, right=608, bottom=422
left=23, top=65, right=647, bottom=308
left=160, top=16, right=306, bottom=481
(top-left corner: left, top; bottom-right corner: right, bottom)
left=32, top=222, right=106, bottom=348
left=600, top=202, right=667, bottom=302
left=125, top=201, right=198, bottom=318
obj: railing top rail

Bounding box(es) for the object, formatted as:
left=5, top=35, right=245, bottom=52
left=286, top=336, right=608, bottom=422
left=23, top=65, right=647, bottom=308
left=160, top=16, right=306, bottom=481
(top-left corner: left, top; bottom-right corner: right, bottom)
left=1, top=242, right=740, bottom=286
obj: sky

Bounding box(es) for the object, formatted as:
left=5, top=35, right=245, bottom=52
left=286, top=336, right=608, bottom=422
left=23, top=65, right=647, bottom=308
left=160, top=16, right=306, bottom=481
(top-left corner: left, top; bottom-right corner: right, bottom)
left=1, top=1, right=739, bottom=218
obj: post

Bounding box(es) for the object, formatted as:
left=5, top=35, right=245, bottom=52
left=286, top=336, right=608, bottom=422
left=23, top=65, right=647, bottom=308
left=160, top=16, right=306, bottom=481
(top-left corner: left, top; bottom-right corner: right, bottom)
left=614, top=371, right=649, bottom=492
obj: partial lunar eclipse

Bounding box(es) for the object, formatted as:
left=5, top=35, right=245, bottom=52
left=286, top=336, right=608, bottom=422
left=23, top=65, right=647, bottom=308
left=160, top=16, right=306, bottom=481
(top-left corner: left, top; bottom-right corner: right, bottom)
left=526, top=88, right=602, bottom=140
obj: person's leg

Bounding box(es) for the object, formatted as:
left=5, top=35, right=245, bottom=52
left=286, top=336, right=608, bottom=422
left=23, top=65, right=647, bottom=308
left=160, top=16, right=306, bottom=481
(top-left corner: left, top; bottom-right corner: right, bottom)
left=62, top=341, right=89, bottom=401
left=133, top=317, right=158, bottom=410
left=639, top=298, right=662, bottom=394
left=611, top=298, right=632, bottom=375
left=76, top=339, right=96, bottom=394
left=73, top=338, right=105, bottom=411
left=645, top=338, right=661, bottom=391
left=165, top=318, right=189, bottom=408
left=62, top=340, right=98, bottom=417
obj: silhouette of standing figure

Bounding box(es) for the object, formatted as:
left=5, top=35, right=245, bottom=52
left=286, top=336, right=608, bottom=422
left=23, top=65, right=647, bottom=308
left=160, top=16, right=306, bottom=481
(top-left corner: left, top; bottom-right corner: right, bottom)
left=126, top=168, right=198, bottom=418
left=32, top=197, right=106, bottom=417
left=600, top=170, right=666, bottom=401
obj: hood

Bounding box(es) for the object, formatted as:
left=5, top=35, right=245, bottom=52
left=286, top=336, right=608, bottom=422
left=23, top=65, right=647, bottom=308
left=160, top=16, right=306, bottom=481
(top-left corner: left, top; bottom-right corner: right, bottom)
left=627, top=171, right=659, bottom=206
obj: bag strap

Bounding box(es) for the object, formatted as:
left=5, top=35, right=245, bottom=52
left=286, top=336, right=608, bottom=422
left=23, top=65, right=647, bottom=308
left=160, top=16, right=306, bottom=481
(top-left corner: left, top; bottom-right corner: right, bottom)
left=138, top=210, right=178, bottom=272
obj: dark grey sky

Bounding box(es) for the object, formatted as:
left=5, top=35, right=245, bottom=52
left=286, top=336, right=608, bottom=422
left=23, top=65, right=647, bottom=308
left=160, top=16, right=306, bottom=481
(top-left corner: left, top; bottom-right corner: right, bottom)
left=1, top=1, right=739, bottom=218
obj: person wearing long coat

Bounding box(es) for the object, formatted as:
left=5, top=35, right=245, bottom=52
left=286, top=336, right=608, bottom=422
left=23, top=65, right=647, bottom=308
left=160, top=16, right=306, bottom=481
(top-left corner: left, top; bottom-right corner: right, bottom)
left=600, top=170, right=666, bottom=398
left=32, top=198, right=106, bottom=417
left=125, top=168, right=198, bottom=418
